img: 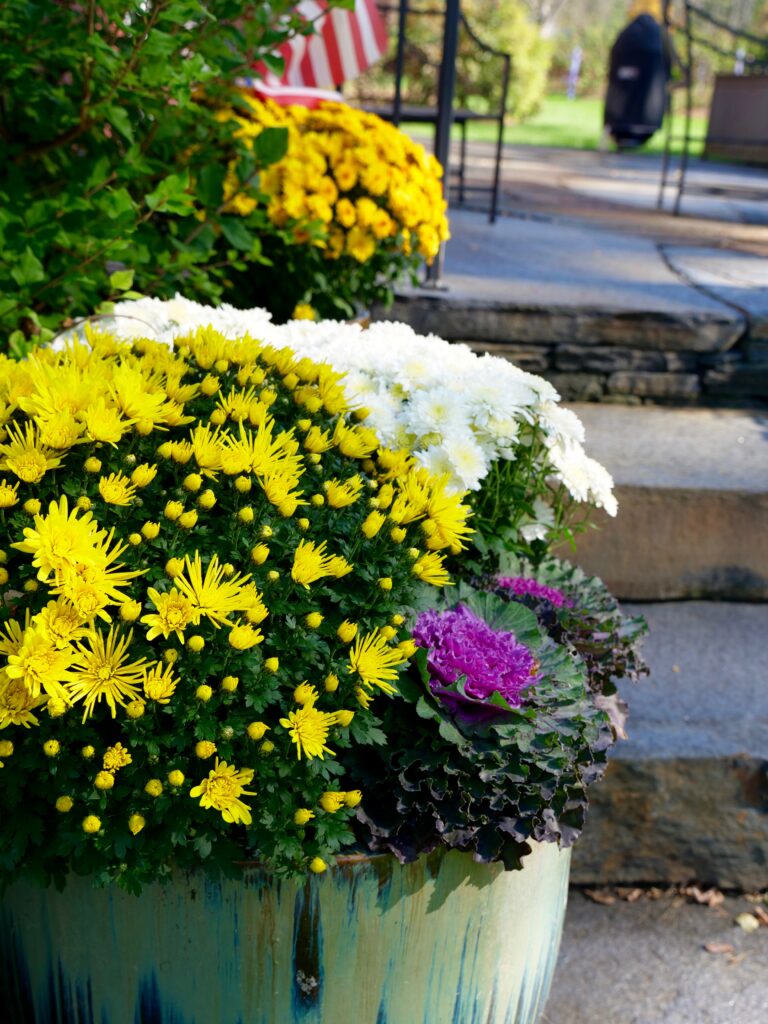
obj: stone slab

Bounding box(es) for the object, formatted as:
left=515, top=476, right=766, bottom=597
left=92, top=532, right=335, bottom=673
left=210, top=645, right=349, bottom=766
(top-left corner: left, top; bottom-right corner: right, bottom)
left=563, top=404, right=768, bottom=598
left=384, top=208, right=747, bottom=352
left=546, top=891, right=768, bottom=1024
left=572, top=404, right=768, bottom=491
left=571, top=602, right=768, bottom=890
left=665, top=247, right=768, bottom=339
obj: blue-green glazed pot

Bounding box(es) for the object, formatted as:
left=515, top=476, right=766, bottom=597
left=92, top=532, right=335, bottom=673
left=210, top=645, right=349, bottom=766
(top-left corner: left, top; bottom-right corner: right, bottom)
left=1, top=841, right=570, bottom=1024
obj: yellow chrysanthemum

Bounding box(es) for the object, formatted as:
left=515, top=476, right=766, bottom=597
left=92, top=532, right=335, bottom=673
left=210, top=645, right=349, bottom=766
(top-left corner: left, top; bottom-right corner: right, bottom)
left=98, top=472, right=137, bottom=507
left=0, top=479, right=19, bottom=509
left=102, top=742, right=132, bottom=772
left=0, top=670, right=47, bottom=728
left=279, top=702, right=337, bottom=760
left=189, top=759, right=256, bottom=826
left=142, top=661, right=179, bottom=704
left=174, top=552, right=253, bottom=629
left=348, top=630, right=410, bottom=694
left=67, top=626, right=148, bottom=720
left=0, top=422, right=62, bottom=483
left=5, top=625, right=79, bottom=703
left=412, top=551, right=452, bottom=588
left=141, top=587, right=198, bottom=642
left=291, top=539, right=351, bottom=588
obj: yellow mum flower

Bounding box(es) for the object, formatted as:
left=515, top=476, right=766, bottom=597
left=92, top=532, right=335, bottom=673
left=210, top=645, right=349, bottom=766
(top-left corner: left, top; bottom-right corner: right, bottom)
left=82, top=815, right=101, bottom=833
left=324, top=475, right=364, bottom=508
left=190, top=759, right=256, bottom=826
left=294, top=808, right=314, bottom=826
left=103, top=742, right=132, bottom=772
left=0, top=422, right=62, bottom=483
left=94, top=770, right=115, bottom=790
left=67, top=626, right=148, bottom=721
left=291, top=539, right=350, bottom=588
left=143, top=661, right=179, bottom=703
left=98, top=472, right=137, bottom=506
left=280, top=702, right=337, bottom=760
left=348, top=630, right=409, bottom=694
left=6, top=625, right=79, bottom=702
left=83, top=399, right=128, bottom=444
left=412, top=551, right=452, bottom=588
left=336, top=620, right=358, bottom=643
left=0, top=671, right=46, bottom=728
left=195, top=740, right=217, bottom=759
left=0, top=479, right=19, bottom=508
left=175, top=552, right=253, bottom=629
left=228, top=622, right=263, bottom=650
left=128, top=813, right=146, bottom=835
left=131, top=463, right=158, bottom=487
left=142, top=587, right=198, bottom=642
left=55, top=795, right=73, bottom=813
left=141, top=522, right=160, bottom=540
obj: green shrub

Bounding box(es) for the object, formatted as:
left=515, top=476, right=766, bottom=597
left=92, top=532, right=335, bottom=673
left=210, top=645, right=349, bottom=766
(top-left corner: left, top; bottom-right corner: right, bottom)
left=0, top=0, right=352, bottom=353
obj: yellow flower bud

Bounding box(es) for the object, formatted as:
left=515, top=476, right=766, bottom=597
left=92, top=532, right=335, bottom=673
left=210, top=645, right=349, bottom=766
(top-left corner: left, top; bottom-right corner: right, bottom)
left=23, top=579, right=39, bottom=592
left=221, top=562, right=235, bottom=577
left=309, top=857, right=328, bottom=874
left=94, top=770, right=115, bottom=790
left=0, top=740, right=13, bottom=757
left=141, top=521, right=160, bottom=540
left=210, top=408, right=227, bottom=425
left=145, top=779, right=163, bottom=797
left=319, top=791, right=346, bottom=814
left=0, top=568, right=8, bottom=586
left=195, top=740, right=217, bottom=759
left=238, top=506, right=255, bottom=524
left=201, top=374, right=220, bottom=396
left=336, top=620, right=358, bottom=643
left=260, top=524, right=273, bottom=539
left=179, top=510, right=198, bottom=529
left=390, top=527, right=407, bottom=543
left=81, top=745, right=95, bottom=759
left=128, top=813, right=146, bottom=835
left=198, top=489, right=217, bottom=509
left=125, top=700, right=145, bottom=719
left=247, top=721, right=269, bottom=741
left=361, top=511, right=386, bottom=538
left=310, top=494, right=325, bottom=507
left=55, top=796, right=73, bottom=813
left=164, top=649, right=179, bottom=664
left=398, top=639, right=418, bottom=658
left=235, top=476, right=252, bottom=493
left=324, top=673, right=339, bottom=692
left=168, top=770, right=185, bottom=787
left=294, top=808, right=315, bottom=826
left=335, top=710, right=355, bottom=728
left=221, top=675, right=239, bottom=692
left=23, top=498, right=41, bottom=515
left=297, top=517, right=310, bottom=531
left=250, top=544, right=270, bottom=565
left=166, top=557, right=184, bottom=577
left=47, top=698, right=68, bottom=718
left=82, top=815, right=101, bottom=834
left=128, top=533, right=142, bottom=546
left=84, top=457, right=102, bottom=474
left=379, top=625, right=396, bottom=641
left=183, top=473, right=202, bottom=492
left=119, top=599, right=142, bottom=623
left=164, top=500, right=184, bottom=521
left=263, top=657, right=279, bottom=673
left=343, top=790, right=362, bottom=808
left=187, top=635, right=205, bottom=653
left=131, top=464, right=157, bottom=487
left=43, top=739, right=60, bottom=757
left=260, top=739, right=275, bottom=755
left=305, top=612, right=323, bottom=629
left=391, top=614, right=405, bottom=626
left=195, top=683, right=212, bottom=701
left=266, top=570, right=280, bottom=582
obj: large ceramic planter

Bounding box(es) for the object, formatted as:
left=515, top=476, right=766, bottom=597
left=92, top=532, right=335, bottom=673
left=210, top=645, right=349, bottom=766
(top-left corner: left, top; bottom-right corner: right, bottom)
left=1, top=841, right=571, bottom=1024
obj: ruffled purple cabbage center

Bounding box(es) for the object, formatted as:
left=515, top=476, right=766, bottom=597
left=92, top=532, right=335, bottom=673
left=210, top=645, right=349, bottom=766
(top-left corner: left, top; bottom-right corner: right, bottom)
left=413, top=605, right=538, bottom=716
left=495, top=576, right=572, bottom=608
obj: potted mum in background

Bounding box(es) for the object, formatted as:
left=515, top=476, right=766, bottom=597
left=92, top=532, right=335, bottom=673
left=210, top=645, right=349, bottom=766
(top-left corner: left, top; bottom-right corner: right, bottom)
left=13, top=299, right=649, bottom=1024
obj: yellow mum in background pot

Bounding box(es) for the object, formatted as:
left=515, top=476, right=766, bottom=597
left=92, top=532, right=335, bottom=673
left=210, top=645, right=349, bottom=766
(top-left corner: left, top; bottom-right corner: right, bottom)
left=218, top=97, right=450, bottom=322
left=0, top=326, right=470, bottom=892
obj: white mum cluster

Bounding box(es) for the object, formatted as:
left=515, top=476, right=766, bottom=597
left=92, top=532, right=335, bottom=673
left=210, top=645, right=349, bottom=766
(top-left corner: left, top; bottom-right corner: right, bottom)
left=73, top=295, right=617, bottom=518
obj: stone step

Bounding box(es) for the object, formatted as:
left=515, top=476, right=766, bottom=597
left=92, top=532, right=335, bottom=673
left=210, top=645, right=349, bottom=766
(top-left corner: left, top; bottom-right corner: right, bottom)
left=565, top=403, right=768, bottom=600
left=571, top=602, right=768, bottom=891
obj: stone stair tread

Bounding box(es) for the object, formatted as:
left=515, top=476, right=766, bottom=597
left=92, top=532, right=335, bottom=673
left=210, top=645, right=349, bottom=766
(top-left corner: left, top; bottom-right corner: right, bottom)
left=572, top=403, right=768, bottom=493
left=617, top=603, right=768, bottom=760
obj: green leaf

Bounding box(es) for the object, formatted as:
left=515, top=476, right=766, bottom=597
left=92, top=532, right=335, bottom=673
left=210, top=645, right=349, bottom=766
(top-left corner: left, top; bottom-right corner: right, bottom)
left=10, top=246, right=45, bottom=287
left=107, top=106, right=134, bottom=143
left=253, top=126, right=289, bottom=167
left=219, top=217, right=254, bottom=252
left=109, top=269, right=134, bottom=291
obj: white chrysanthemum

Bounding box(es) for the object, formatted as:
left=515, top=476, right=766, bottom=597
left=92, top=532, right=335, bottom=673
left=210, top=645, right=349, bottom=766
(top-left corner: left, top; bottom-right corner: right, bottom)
left=538, top=401, right=586, bottom=445
left=439, top=430, right=489, bottom=492
left=406, top=388, right=468, bottom=439
left=520, top=498, right=557, bottom=542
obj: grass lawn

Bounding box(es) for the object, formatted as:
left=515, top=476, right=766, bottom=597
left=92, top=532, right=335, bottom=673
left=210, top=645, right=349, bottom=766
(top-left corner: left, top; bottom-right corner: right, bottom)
left=405, top=93, right=707, bottom=157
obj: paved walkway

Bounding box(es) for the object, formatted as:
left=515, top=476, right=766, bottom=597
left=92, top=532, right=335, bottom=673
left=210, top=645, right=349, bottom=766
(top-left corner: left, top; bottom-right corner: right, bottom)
left=419, top=143, right=768, bottom=335
left=546, top=890, right=768, bottom=1024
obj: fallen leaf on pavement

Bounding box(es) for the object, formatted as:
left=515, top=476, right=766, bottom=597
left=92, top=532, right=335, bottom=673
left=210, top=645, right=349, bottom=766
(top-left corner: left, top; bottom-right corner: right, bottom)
left=726, top=952, right=748, bottom=966
left=686, top=886, right=725, bottom=908
left=735, top=912, right=761, bottom=934
left=752, top=906, right=768, bottom=927
left=584, top=889, right=615, bottom=906
left=704, top=942, right=735, bottom=955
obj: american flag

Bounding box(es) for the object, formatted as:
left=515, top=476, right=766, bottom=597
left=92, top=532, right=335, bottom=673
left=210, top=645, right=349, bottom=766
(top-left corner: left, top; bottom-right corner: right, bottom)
left=243, top=1, right=388, bottom=106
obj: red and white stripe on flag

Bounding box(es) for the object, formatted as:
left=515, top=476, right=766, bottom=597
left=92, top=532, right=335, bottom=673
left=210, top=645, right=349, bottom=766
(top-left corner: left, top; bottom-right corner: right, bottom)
left=266, top=1, right=388, bottom=89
